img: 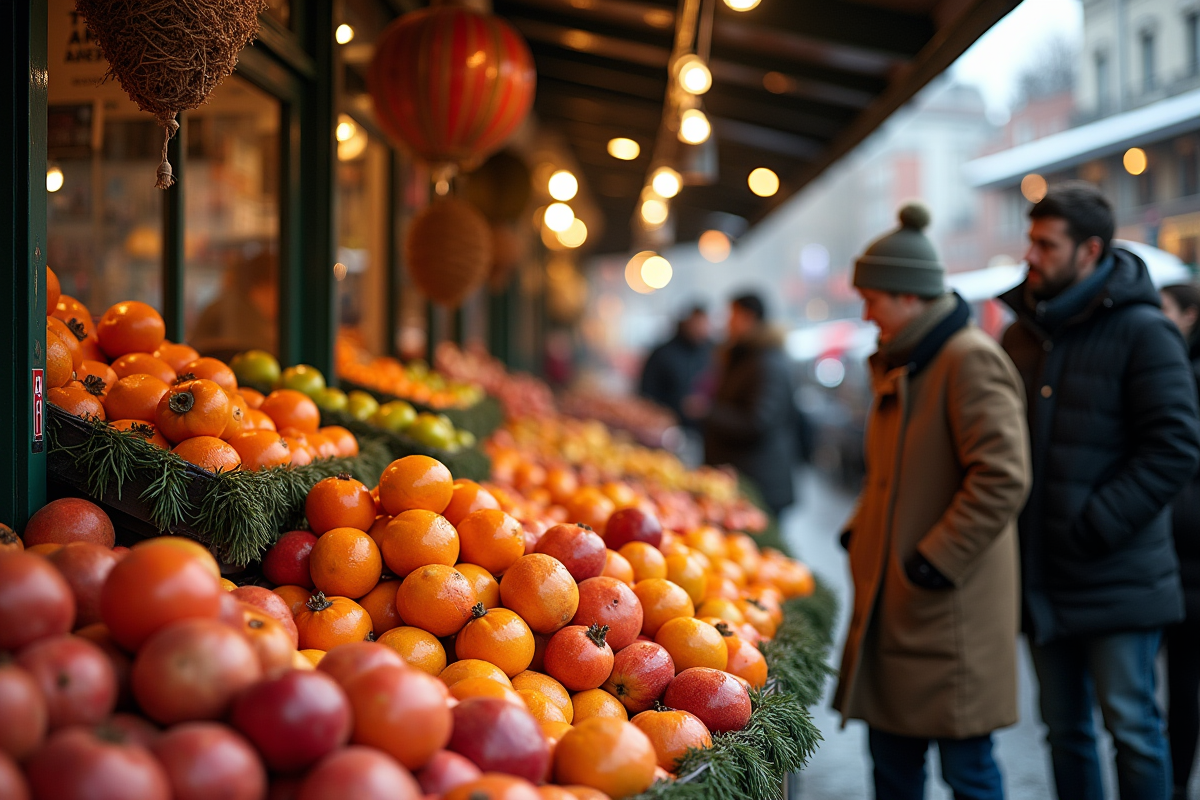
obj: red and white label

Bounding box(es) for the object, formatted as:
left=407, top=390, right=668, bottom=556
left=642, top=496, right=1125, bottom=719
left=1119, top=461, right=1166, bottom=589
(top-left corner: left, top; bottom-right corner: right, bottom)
left=32, top=368, right=43, bottom=444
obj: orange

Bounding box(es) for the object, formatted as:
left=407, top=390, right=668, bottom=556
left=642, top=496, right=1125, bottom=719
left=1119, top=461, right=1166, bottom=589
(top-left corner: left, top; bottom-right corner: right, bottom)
left=736, top=598, right=778, bottom=639
left=377, top=509, right=459, bottom=577
left=77, top=360, right=117, bottom=393
left=365, top=514, right=391, bottom=549
left=519, top=689, right=568, bottom=723
left=600, top=482, right=639, bottom=509
left=571, top=688, right=628, bottom=724
left=512, top=670, right=573, bottom=723
left=457, top=509, right=525, bottom=575
left=653, top=617, right=727, bottom=673
left=544, top=466, right=579, bottom=505
left=239, top=387, right=266, bottom=409
left=273, top=584, right=311, bottom=617
left=110, top=419, right=170, bottom=448
left=443, top=479, right=501, bottom=526
left=396, top=564, right=477, bottom=637
left=97, top=300, right=165, bottom=359
left=664, top=552, right=708, bottom=606
left=684, top=527, right=727, bottom=562
left=695, top=597, right=745, bottom=625
left=111, top=352, right=177, bottom=385
left=439, top=658, right=512, bottom=688
left=180, top=357, right=238, bottom=393
left=455, top=605, right=535, bottom=678
left=618, top=542, right=666, bottom=583
left=305, top=474, right=377, bottom=534
left=260, top=389, right=321, bottom=434
left=712, top=558, right=747, bottom=589
left=722, top=631, right=768, bottom=688
left=513, top=462, right=547, bottom=493
left=377, top=626, right=447, bottom=676
left=310, top=527, right=382, bottom=599
left=218, top=577, right=237, bottom=591
left=104, top=376, right=170, bottom=424
left=294, top=592, right=372, bottom=650
left=171, top=436, right=242, bottom=473
left=704, top=575, right=741, bottom=601
left=633, top=579, right=694, bottom=637
left=630, top=708, right=713, bottom=772
left=377, top=455, right=454, bottom=515
left=553, top=718, right=656, bottom=799
left=499, top=554, right=580, bottom=635
left=299, top=649, right=326, bottom=666
left=602, top=549, right=635, bottom=585
left=45, top=326, right=74, bottom=389
left=541, top=720, right=572, bottom=748
left=320, top=425, right=359, bottom=457
left=457, top=562, right=501, bottom=609
left=52, top=295, right=96, bottom=337
left=243, top=408, right=276, bottom=431
left=226, top=430, right=292, bottom=470
left=443, top=775, right=542, bottom=800
left=48, top=385, right=106, bottom=420
left=48, top=316, right=84, bottom=371
left=221, top=392, right=249, bottom=440
left=152, top=341, right=201, bottom=374
left=774, top=558, right=815, bottom=599
left=307, top=431, right=339, bottom=460
left=725, top=533, right=763, bottom=576
left=357, top=578, right=402, bottom=635
left=450, top=677, right=526, bottom=706
left=565, top=488, right=616, bottom=535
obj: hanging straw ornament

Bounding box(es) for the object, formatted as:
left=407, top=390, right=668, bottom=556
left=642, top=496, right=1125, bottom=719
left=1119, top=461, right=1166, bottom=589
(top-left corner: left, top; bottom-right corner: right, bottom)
left=405, top=198, right=493, bottom=308
left=74, top=0, right=268, bottom=189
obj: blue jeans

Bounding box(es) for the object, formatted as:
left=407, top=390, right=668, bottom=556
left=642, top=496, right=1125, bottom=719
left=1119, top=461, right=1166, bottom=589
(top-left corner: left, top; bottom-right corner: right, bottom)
left=1030, top=630, right=1171, bottom=800
left=868, top=727, right=1004, bottom=800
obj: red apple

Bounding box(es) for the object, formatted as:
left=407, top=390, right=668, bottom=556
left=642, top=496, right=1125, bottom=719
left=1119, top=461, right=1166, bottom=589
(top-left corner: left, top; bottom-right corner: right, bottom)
left=229, top=670, right=351, bottom=774
left=415, top=750, right=482, bottom=795
left=535, top=524, right=606, bottom=583
left=150, top=722, right=266, bottom=800
left=231, top=586, right=299, bottom=646
left=604, top=508, right=663, bottom=550
left=47, top=543, right=121, bottom=628
left=662, top=667, right=752, bottom=733
left=601, top=641, right=676, bottom=713
left=572, top=577, right=643, bottom=651
left=447, top=697, right=550, bottom=784
left=261, top=531, right=318, bottom=589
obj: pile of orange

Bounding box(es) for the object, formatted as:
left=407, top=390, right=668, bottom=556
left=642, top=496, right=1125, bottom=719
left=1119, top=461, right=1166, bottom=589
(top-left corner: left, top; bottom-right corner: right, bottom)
left=43, top=274, right=359, bottom=475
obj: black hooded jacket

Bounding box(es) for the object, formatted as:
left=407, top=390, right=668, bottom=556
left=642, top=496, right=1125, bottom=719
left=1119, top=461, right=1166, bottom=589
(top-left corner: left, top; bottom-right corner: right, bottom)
left=1000, top=247, right=1200, bottom=644
left=1172, top=330, right=1200, bottom=618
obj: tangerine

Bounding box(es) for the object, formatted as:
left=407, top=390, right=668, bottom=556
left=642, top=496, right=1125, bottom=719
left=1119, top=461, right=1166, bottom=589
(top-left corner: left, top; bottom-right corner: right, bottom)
left=378, top=455, right=454, bottom=516
left=633, top=580, right=694, bottom=638
left=439, top=659, right=512, bottom=688
left=721, top=629, right=768, bottom=688
left=704, top=575, right=741, bottom=602
left=299, top=649, right=326, bottom=666
left=378, top=510, right=459, bottom=577
left=320, top=425, right=359, bottom=457
left=457, top=509, right=525, bottom=575
left=396, top=564, right=477, bottom=637
left=457, top=562, right=501, bottom=609
left=260, top=389, right=321, bottom=434
left=310, top=527, right=382, bottom=599
left=377, top=626, right=447, bottom=676
left=725, top=534, right=763, bottom=576
left=104, top=374, right=170, bottom=423
left=602, top=549, right=635, bottom=585
left=46, top=265, right=60, bottom=314
left=156, top=379, right=231, bottom=443
left=571, top=689, right=628, bottom=724
left=171, top=436, right=242, bottom=473
left=511, top=671, right=572, bottom=724
left=455, top=605, right=535, bottom=678
left=45, top=326, right=73, bottom=388
left=77, top=360, right=117, bottom=393
left=242, top=408, right=277, bottom=431
left=97, top=300, right=165, bottom=359
left=110, top=419, right=170, bottom=448
left=451, top=677, right=526, bottom=706
left=151, top=341, right=200, bottom=374
left=239, top=387, right=266, bottom=409
left=357, top=578, right=402, bottom=635
left=111, top=352, right=177, bottom=385
left=694, top=598, right=745, bottom=625
left=664, top=552, right=708, bottom=606
left=564, top=488, right=615, bottom=535
left=653, top=617, right=727, bottom=673
left=618, top=542, right=666, bottom=583
left=293, top=591, right=372, bottom=650
left=226, top=430, right=292, bottom=470
left=306, top=474, right=376, bottom=534
left=273, top=584, right=311, bottom=617
left=629, top=708, right=712, bottom=771
left=443, top=479, right=501, bottom=526
left=518, top=689, right=568, bottom=723
left=544, top=624, right=615, bottom=692
left=180, top=357, right=238, bottom=393
left=443, top=775, right=541, bottom=800
left=499, top=554, right=580, bottom=635
left=553, top=718, right=656, bottom=799
left=48, top=385, right=106, bottom=420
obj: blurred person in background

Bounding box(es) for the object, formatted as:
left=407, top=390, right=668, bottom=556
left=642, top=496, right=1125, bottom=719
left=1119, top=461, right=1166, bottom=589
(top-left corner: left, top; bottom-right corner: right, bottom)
left=835, top=203, right=1030, bottom=800
left=190, top=247, right=278, bottom=360
left=1000, top=182, right=1200, bottom=800
left=638, top=303, right=713, bottom=431
left=1160, top=282, right=1200, bottom=800
left=703, top=292, right=795, bottom=517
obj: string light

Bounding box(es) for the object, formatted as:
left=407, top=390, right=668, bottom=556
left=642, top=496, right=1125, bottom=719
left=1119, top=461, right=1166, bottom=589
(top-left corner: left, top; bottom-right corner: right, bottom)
left=651, top=167, right=682, bottom=199
left=698, top=230, right=730, bottom=262
left=723, top=0, right=761, bottom=9
left=548, top=170, right=578, bottom=201
left=640, top=198, right=668, bottom=227
left=676, top=55, right=712, bottom=95
left=335, top=24, right=355, bottom=44
left=641, top=255, right=673, bottom=289
left=607, top=138, right=641, bottom=160
left=679, top=109, right=711, bottom=144
left=544, top=203, right=575, bottom=232
left=748, top=167, right=779, bottom=197
left=46, top=166, right=64, bottom=193
left=557, top=218, right=588, bottom=248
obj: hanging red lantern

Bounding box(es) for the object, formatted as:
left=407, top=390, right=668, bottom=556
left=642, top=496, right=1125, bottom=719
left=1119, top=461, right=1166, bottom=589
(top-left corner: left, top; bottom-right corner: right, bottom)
left=368, top=2, right=536, bottom=170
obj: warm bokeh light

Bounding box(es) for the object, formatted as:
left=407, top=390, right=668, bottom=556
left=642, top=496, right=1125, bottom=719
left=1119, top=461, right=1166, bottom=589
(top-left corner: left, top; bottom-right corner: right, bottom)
left=46, top=166, right=63, bottom=193
left=607, top=138, right=641, bottom=160
left=625, top=252, right=655, bottom=293
left=1124, top=147, right=1147, bottom=176
left=762, top=72, right=791, bottom=94
left=698, top=230, right=731, bottom=263
left=651, top=167, right=682, bottom=199
left=544, top=202, right=575, bottom=232
left=641, top=255, right=673, bottom=289
left=336, top=116, right=357, bottom=142
left=333, top=262, right=348, bottom=281
left=557, top=218, right=588, bottom=248
left=1021, top=173, right=1048, bottom=202
left=724, top=0, right=761, bottom=9
left=748, top=167, right=779, bottom=197
left=548, top=169, right=578, bottom=201
left=676, top=55, right=712, bottom=95
left=335, top=24, right=355, bottom=44
left=679, top=109, right=711, bottom=144
left=640, top=198, right=669, bottom=226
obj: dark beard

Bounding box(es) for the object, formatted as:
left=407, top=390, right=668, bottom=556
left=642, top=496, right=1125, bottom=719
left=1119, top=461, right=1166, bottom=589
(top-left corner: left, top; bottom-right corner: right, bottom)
left=1028, top=269, right=1078, bottom=301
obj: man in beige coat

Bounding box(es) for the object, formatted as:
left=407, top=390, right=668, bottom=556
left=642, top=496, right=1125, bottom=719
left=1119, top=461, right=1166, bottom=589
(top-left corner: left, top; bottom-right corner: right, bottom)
left=833, top=204, right=1032, bottom=800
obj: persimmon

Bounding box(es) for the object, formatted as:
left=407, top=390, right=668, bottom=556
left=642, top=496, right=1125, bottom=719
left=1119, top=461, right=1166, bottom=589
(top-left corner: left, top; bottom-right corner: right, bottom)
left=320, top=425, right=358, bottom=457
left=260, top=389, right=320, bottom=434
left=457, top=562, right=501, bottom=609
left=104, top=374, right=170, bottom=423
left=294, top=591, right=373, bottom=650
left=773, top=557, right=815, bottom=598
left=306, top=474, right=376, bottom=534
left=742, top=586, right=783, bottom=626
left=77, top=360, right=117, bottom=392
left=518, top=688, right=568, bottom=723
left=377, top=509, right=459, bottom=577
left=603, top=549, right=635, bottom=585
left=664, top=552, right=708, bottom=606
left=630, top=707, right=712, bottom=772
left=220, top=392, right=249, bottom=440
left=97, top=300, right=165, bottom=358
left=46, top=265, right=60, bottom=313
left=457, top=509, right=525, bottom=575
left=443, top=479, right=501, bottom=526
left=45, top=325, right=74, bottom=389
left=736, top=598, right=777, bottom=639
left=618, top=542, right=666, bottom=583
left=554, top=718, right=656, bottom=799
left=357, top=578, right=402, bottom=635
left=395, top=564, right=477, bottom=637
left=703, top=575, right=741, bottom=602
left=572, top=577, right=643, bottom=652
left=720, top=627, right=768, bottom=688
left=48, top=316, right=84, bottom=371
left=377, top=455, right=454, bottom=516
left=273, top=584, right=311, bottom=617
left=377, top=626, right=447, bottom=676
left=544, top=624, right=614, bottom=692
left=171, top=436, right=242, bottom=473
left=180, top=357, right=237, bottom=393
left=451, top=677, right=526, bottom=706
left=307, top=431, right=340, bottom=460
left=499, top=554, right=579, bottom=635
left=310, top=527, right=381, bottom=599
left=0, top=523, right=23, bottom=553
left=694, top=598, right=745, bottom=625
left=48, top=385, right=106, bottom=420
left=725, top=533, right=762, bottom=575
left=226, top=430, right=292, bottom=470
left=456, top=605, right=535, bottom=678
left=343, top=664, right=453, bottom=771
left=443, top=775, right=542, bottom=800
left=151, top=341, right=200, bottom=374
left=111, top=353, right=177, bottom=385
left=633, top=579, right=694, bottom=638
left=156, top=378, right=231, bottom=443
left=653, top=617, right=727, bottom=673
left=683, top=527, right=727, bottom=562
left=52, top=295, right=96, bottom=336
left=565, top=488, right=616, bottom=535
left=239, top=387, right=265, bottom=409
left=242, top=408, right=276, bottom=431
left=512, top=671, right=572, bottom=724
left=439, top=659, right=513, bottom=688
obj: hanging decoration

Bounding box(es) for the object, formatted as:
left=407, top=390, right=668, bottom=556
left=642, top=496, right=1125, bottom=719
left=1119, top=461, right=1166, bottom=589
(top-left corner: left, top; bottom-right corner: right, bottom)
left=75, top=0, right=268, bottom=189
left=368, top=1, right=537, bottom=172
left=405, top=198, right=493, bottom=308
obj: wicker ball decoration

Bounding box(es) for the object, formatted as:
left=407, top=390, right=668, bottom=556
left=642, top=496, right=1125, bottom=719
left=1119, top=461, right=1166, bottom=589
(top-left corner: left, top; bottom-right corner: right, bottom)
left=405, top=198, right=494, bottom=308
left=368, top=2, right=536, bottom=169
left=75, top=0, right=268, bottom=189
left=488, top=222, right=528, bottom=292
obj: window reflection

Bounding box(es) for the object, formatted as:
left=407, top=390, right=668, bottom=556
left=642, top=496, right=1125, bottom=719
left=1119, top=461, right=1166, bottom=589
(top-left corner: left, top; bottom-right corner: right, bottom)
left=336, top=123, right=389, bottom=358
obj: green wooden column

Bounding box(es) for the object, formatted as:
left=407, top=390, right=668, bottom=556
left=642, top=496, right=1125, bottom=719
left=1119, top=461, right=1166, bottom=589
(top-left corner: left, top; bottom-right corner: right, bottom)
left=161, top=115, right=186, bottom=342
left=0, top=0, right=48, bottom=528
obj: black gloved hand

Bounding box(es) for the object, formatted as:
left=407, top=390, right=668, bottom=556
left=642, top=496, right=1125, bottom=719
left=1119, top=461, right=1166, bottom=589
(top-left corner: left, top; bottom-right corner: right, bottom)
left=905, top=552, right=953, bottom=590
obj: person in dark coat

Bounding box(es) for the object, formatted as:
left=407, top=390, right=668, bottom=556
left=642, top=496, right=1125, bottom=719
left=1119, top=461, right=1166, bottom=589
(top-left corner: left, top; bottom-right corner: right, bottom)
left=1160, top=282, right=1200, bottom=799
left=703, top=293, right=796, bottom=516
left=1000, top=182, right=1200, bottom=800
left=638, top=304, right=713, bottom=430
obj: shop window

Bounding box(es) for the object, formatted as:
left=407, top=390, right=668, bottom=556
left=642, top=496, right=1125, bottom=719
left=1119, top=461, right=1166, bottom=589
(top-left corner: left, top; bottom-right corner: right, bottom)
left=1142, top=31, right=1157, bottom=93
left=183, top=77, right=282, bottom=360
left=336, top=122, right=390, bottom=358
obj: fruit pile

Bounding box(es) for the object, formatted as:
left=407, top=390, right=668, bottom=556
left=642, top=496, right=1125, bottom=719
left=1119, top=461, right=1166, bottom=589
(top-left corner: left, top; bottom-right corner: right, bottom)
left=557, top=391, right=677, bottom=450
left=45, top=273, right=359, bottom=474
left=436, top=342, right=557, bottom=421
left=336, top=332, right=487, bottom=410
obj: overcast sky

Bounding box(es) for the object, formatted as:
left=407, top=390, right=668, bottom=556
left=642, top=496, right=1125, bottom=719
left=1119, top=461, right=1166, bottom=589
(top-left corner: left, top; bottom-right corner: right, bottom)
left=951, top=0, right=1083, bottom=121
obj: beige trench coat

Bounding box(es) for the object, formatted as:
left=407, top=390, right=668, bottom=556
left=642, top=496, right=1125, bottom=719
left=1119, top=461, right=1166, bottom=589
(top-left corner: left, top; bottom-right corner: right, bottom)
left=832, top=322, right=1031, bottom=739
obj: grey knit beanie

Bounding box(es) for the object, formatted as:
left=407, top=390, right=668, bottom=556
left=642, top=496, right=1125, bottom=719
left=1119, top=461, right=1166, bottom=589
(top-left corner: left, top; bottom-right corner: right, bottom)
left=852, top=203, right=944, bottom=297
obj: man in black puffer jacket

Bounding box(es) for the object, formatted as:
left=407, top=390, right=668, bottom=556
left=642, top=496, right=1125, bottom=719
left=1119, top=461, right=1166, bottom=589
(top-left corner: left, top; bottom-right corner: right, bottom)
left=1001, top=182, right=1200, bottom=800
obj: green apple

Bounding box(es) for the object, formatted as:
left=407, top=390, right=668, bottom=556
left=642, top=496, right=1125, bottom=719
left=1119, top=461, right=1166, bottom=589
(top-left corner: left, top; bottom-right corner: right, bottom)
left=455, top=429, right=477, bottom=449
left=311, top=387, right=349, bottom=412
left=373, top=400, right=417, bottom=432
left=346, top=390, right=380, bottom=421
left=408, top=412, right=457, bottom=450
left=406, top=360, right=429, bottom=379
left=277, top=364, right=326, bottom=396
left=229, top=349, right=281, bottom=389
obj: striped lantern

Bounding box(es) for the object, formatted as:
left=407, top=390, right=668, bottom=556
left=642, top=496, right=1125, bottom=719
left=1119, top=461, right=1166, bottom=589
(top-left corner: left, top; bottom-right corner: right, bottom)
left=368, top=2, right=536, bottom=169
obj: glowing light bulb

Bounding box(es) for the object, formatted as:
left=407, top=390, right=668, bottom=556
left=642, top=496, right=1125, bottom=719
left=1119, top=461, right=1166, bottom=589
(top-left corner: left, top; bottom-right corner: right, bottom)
left=625, top=252, right=655, bottom=293
left=1124, top=147, right=1147, bottom=176
left=557, top=218, right=588, bottom=248
left=548, top=170, right=578, bottom=201
left=698, top=230, right=730, bottom=263
left=641, top=255, right=673, bottom=289
left=544, top=202, right=575, bottom=232
left=651, top=167, right=682, bottom=199
left=640, top=198, right=669, bottom=226
left=335, top=24, right=355, bottom=44
left=748, top=167, right=779, bottom=197
left=724, top=0, right=761, bottom=9
left=46, top=166, right=63, bottom=193
left=336, top=117, right=357, bottom=142
left=676, top=55, right=712, bottom=95
left=607, top=138, right=641, bottom=160
left=679, top=109, right=711, bottom=144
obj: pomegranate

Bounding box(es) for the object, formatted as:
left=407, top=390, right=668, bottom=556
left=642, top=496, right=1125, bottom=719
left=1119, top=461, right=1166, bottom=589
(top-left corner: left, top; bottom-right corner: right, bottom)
left=24, top=725, right=170, bottom=800
left=0, top=551, right=76, bottom=650
left=150, top=722, right=266, bottom=800
left=230, top=669, right=351, bottom=773
left=16, top=634, right=116, bottom=731
left=22, top=497, right=115, bottom=548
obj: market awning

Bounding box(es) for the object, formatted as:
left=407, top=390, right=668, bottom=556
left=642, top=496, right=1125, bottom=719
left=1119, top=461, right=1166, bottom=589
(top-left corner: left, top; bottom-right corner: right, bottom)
left=492, top=0, right=1021, bottom=253
left=964, top=87, right=1200, bottom=189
